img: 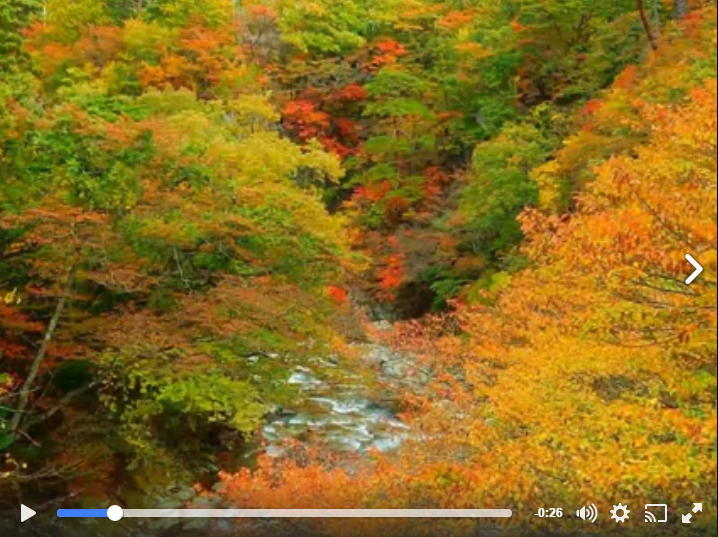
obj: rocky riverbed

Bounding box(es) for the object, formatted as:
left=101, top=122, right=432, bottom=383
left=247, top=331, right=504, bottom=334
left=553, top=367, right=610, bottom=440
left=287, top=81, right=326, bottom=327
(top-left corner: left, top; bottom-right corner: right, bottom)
left=246, top=338, right=429, bottom=462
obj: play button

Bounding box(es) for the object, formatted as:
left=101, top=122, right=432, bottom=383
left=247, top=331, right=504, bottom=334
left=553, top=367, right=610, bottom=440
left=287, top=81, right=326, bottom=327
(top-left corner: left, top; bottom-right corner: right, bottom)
left=21, top=504, right=36, bottom=523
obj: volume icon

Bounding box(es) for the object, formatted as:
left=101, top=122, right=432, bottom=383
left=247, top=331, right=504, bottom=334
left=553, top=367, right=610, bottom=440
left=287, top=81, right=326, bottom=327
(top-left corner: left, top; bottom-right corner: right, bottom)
left=576, top=504, right=598, bottom=523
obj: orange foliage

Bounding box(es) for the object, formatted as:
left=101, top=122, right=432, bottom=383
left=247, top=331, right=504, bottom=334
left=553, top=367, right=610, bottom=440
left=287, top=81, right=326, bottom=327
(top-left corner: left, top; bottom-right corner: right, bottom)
left=437, top=10, right=475, bottom=30
left=614, top=64, right=638, bottom=89
left=353, top=180, right=392, bottom=203
left=283, top=99, right=331, bottom=139
left=377, top=248, right=406, bottom=297
left=335, top=82, right=367, bottom=101
left=74, top=26, right=123, bottom=65
left=327, top=285, right=349, bottom=304
left=218, top=450, right=490, bottom=537
left=423, top=165, right=451, bottom=202
left=369, top=39, right=407, bottom=69
left=247, top=4, right=278, bottom=21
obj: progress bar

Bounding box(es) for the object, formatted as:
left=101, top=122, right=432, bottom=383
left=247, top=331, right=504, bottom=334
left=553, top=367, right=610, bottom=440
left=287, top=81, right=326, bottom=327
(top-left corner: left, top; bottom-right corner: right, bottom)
left=123, top=509, right=512, bottom=518
left=58, top=507, right=512, bottom=520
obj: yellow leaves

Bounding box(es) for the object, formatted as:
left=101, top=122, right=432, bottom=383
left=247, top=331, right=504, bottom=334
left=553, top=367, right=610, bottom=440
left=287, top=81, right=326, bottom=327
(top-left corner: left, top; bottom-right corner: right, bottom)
left=159, top=0, right=235, bottom=28
left=453, top=42, right=494, bottom=60
left=530, top=160, right=563, bottom=213
left=299, top=1, right=327, bottom=16
left=701, top=249, right=718, bottom=276
left=122, top=19, right=178, bottom=56
left=134, top=87, right=345, bottom=192
left=45, top=0, right=110, bottom=38
left=228, top=94, right=281, bottom=125
left=396, top=1, right=444, bottom=24
left=164, top=109, right=216, bottom=146
left=211, top=131, right=342, bottom=186
left=2, top=288, right=21, bottom=306
left=452, top=24, right=495, bottom=61
left=138, top=87, right=204, bottom=115
left=300, top=139, right=345, bottom=184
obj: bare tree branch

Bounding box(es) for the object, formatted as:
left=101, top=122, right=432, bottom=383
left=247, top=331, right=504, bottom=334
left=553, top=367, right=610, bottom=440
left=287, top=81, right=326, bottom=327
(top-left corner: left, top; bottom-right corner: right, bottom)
left=9, top=271, right=74, bottom=434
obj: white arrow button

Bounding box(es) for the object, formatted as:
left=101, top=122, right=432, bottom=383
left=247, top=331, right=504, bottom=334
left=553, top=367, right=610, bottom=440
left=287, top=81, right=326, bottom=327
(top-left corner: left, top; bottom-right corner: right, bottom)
left=685, top=254, right=703, bottom=285
left=21, top=504, right=36, bottom=523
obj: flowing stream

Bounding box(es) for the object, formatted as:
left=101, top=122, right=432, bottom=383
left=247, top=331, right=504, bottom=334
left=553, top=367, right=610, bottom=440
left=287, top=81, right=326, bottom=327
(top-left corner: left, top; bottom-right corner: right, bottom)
left=257, top=359, right=411, bottom=458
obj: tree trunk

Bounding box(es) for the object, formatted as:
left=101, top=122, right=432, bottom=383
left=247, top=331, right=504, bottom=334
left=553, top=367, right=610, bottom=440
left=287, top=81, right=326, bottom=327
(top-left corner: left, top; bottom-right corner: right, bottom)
left=636, top=0, right=660, bottom=50
left=9, top=275, right=73, bottom=435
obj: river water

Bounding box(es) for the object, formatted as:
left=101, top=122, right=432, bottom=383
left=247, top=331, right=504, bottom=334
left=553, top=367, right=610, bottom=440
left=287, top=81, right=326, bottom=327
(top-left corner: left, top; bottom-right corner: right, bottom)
left=227, top=337, right=419, bottom=466
left=258, top=359, right=411, bottom=458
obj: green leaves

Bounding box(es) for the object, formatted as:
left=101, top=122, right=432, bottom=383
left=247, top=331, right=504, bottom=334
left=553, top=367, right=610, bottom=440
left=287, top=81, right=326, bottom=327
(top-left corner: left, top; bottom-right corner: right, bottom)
left=153, top=0, right=234, bottom=28
left=0, top=0, right=41, bottom=71
left=458, top=118, right=557, bottom=265
left=158, top=375, right=265, bottom=431
left=103, top=351, right=266, bottom=441
left=364, top=136, right=412, bottom=156
left=276, top=0, right=392, bottom=55
left=366, top=69, right=431, bottom=100
left=365, top=98, right=433, bottom=119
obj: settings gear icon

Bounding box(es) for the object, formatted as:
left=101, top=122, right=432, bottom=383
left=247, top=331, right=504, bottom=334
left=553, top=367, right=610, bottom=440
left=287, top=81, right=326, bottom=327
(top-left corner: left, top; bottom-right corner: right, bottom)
left=611, top=503, right=630, bottom=523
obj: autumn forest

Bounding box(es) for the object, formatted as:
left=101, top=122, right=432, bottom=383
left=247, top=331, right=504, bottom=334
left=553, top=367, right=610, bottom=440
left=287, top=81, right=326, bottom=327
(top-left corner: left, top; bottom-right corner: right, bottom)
left=0, top=0, right=716, bottom=535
